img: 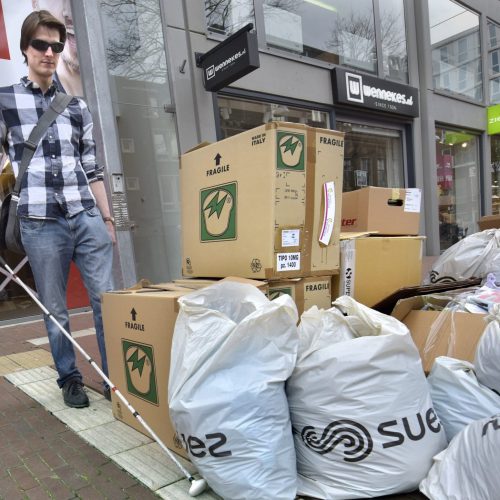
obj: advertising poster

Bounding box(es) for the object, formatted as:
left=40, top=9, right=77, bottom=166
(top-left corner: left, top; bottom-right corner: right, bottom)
left=0, top=0, right=82, bottom=95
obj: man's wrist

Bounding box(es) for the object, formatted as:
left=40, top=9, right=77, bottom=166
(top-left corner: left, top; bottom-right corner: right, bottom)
left=103, top=216, right=115, bottom=226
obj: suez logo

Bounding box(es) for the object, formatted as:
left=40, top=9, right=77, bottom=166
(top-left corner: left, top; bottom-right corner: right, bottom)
left=205, top=48, right=247, bottom=81
left=299, top=408, right=442, bottom=462
left=177, top=432, right=232, bottom=458
left=346, top=72, right=414, bottom=106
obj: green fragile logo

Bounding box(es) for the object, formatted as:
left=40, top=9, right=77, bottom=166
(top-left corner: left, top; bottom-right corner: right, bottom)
left=122, top=340, right=158, bottom=405
left=200, top=182, right=237, bottom=241
left=268, top=287, right=293, bottom=300
left=277, top=131, right=305, bottom=170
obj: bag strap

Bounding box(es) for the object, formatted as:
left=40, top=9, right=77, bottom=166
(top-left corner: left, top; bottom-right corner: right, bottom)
left=13, top=92, right=74, bottom=195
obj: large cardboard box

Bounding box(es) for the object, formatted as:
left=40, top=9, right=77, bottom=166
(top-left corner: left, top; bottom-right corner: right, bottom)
left=102, top=284, right=189, bottom=459
left=478, top=214, right=500, bottom=231
left=341, top=186, right=421, bottom=235
left=180, top=121, right=344, bottom=279
left=332, top=233, right=425, bottom=307
left=392, top=295, right=487, bottom=372
left=268, top=275, right=332, bottom=315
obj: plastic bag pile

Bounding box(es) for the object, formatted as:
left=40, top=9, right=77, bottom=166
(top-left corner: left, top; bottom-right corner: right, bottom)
left=168, top=284, right=447, bottom=499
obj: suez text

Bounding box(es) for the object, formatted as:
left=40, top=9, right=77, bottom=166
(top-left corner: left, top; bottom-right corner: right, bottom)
left=179, top=432, right=232, bottom=458
left=377, top=408, right=441, bottom=448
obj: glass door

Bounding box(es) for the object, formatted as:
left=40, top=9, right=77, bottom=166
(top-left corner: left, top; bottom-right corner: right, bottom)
left=99, top=0, right=181, bottom=283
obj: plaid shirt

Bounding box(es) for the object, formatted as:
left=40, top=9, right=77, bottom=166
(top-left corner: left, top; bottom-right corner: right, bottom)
left=0, top=77, right=103, bottom=219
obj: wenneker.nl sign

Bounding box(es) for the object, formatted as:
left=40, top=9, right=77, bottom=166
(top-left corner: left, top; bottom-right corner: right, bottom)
left=332, top=67, right=419, bottom=118
left=197, top=24, right=260, bottom=93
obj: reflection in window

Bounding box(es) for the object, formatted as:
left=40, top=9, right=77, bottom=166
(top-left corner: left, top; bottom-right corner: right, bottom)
left=488, top=20, right=500, bottom=104
left=217, top=96, right=329, bottom=139
left=379, top=0, right=408, bottom=83
left=205, top=0, right=255, bottom=36
left=435, top=126, right=480, bottom=251
left=428, top=0, right=482, bottom=101
left=262, top=0, right=377, bottom=72
left=100, top=0, right=168, bottom=86
left=336, top=122, right=404, bottom=192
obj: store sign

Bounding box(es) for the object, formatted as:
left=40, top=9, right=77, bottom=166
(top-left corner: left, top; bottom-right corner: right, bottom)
left=487, top=104, right=500, bottom=135
left=197, top=24, right=260, bottom=92
left=332, top=68, right=419, bottom=117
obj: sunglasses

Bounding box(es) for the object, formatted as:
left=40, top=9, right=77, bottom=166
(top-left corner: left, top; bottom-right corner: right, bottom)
left=29, top=39, right=65, bottom=54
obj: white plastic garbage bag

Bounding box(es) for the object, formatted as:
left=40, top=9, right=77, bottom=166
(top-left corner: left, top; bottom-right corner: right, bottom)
left=427, top=356, right=500, bottom=441
left=474, top=304, right=500, bottom=394
left=168, top=281, right=299, bottom=500
left=287, top=296, right=447, bottom=499
left=420, top=414, right=500, bottom=500
left=425, top=229, right=500, bottom=284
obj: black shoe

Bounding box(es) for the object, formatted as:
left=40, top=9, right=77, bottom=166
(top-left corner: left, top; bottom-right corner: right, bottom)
left=103, top=386, right=111, bottom=401
left=62, top=379, right=89, bottom=408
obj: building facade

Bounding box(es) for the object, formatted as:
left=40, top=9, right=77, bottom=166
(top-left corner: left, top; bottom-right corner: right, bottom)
left=0, top=0, right=498, bottom=322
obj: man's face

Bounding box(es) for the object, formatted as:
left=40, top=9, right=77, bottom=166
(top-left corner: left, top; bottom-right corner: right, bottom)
left=24, top=26, right=61, bottom=82
left=36, top=0, right=78, bottom=72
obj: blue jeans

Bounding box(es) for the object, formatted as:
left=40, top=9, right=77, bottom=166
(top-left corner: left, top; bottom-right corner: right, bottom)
left=20, top=207, right=113, bottom=388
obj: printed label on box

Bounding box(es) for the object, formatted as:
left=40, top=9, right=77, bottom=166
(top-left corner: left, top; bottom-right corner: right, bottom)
left=276, top=252, right=301, bottom=271
left=404, top=188, right=421, bottom=213
left=339, top=240, right=356, bottom=296
left=319, top=181, right=335, bottom=245
left=282, top=229, right=300, bottom=247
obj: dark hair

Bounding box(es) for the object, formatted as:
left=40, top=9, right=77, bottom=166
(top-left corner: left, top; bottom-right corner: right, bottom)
left=20, top=10, right=66, bottom=64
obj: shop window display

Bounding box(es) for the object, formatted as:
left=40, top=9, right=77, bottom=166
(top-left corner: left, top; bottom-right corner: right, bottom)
left=435, top=127, right=480, bottom=251
left=491, top=135, right=500, bottom=215
left=336, top=121, right=404, bottom=192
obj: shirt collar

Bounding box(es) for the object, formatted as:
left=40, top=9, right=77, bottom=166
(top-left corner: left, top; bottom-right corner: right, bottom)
left=21, top=76, right=58, bottom=95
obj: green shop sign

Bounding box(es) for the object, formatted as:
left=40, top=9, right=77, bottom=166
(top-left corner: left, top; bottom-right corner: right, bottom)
left=487, top=104, right=500, bottom=135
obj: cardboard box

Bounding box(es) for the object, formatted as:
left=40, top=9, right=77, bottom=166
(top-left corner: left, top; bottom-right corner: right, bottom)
left=392, top=295, right=487, bottom=372
left=478, top=214, right=500, bottom=231
left=332, top=233, right=424, bottom=307
left=341, top=186, right=421, bottom=235
left=180, top=121, right=344, bottom=279
left=102, top=277, right=268, bottom=457
left=268, top=275, right=332, bottom=315
left=102, top=284, right=189, bottom=459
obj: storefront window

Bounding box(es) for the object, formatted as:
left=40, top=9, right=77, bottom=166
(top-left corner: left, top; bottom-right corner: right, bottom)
left=380, top=0, right=408, bottom=83
left=336, top=122, right=404, bottom=192
left=428, top=0, right=483, bottom=101
left=492, top=135, right=500, bottom=214
left=261, top=0, right=376, bottom=71
left=435, top=126, right=480, bottom=251
left=217, top=96, right=329, bottom=139
left=488, top=20, right=500, bottom=104
left=100, top=0, right=181, bottom=283
left=205, top=0, right=255, bottom=36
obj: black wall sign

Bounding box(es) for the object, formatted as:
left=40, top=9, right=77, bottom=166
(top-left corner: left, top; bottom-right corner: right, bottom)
left=332, top=67, right=419, bottom=117
left=197, top=24, right=260, bottom=92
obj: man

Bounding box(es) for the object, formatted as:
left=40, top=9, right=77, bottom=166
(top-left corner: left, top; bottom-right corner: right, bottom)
left=32, top=0, right=83, bottom=96
left=0, top=10, right=115, bottom=408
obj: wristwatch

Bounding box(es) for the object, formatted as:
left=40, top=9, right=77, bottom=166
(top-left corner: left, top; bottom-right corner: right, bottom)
left=103, top=216, right=115, bottom=226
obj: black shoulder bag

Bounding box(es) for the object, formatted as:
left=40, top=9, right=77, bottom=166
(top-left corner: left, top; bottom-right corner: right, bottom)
left=0, top=92, right=73, bottom=255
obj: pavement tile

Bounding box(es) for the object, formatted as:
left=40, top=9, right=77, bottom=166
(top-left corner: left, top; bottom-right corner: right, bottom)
left=8, top=464, right=39, bottom=491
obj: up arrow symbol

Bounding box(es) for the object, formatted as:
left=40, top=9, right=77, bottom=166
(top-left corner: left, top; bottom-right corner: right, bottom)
left=214, top=153, right=222, bottom=166
left=131, top=308, right=137, bottom=321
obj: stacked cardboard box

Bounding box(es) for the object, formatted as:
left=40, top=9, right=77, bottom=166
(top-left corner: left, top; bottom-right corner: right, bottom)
left=332, top=186, right=424, bottom=307
left=180, top=121, right=344, bottom=313
left=180, top=121, right=344, bottom=281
